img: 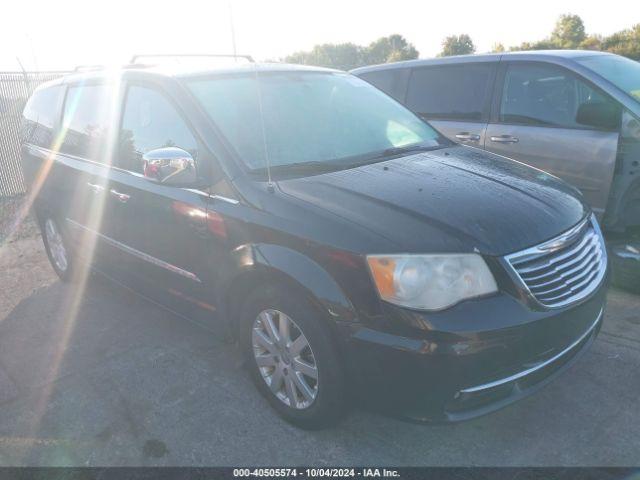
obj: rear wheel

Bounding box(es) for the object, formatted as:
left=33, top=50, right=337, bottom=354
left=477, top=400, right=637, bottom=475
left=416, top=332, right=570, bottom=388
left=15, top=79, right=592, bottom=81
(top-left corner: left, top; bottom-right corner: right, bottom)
left=40, top=215, right=74, bottom=282
left=240, top=284, right=347, bottom=429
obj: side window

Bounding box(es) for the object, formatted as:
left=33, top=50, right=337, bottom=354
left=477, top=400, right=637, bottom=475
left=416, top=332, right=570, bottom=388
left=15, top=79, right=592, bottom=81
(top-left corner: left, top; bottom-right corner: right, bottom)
left=61, top=84, right=113, bottom=161
left=358, top=69, right=406, bottom=102
left=500, top=63, right=621, bottom=130
left=405, top=64, right=493, bottom=121
left=21, top=86, right=62, bottom=148
left=118, top=86, right=198, bottom=173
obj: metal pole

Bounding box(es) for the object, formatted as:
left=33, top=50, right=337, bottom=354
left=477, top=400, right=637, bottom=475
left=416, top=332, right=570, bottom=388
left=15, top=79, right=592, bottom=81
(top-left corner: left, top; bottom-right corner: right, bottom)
left=15, top=57, right=30, bottom=94
left=229, top=1, right=237, bottom=60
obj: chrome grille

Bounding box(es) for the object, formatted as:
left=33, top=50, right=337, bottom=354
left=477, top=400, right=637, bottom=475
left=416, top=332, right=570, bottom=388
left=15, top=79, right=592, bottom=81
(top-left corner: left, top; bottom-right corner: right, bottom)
left=505, top=215, right=607, bottom=308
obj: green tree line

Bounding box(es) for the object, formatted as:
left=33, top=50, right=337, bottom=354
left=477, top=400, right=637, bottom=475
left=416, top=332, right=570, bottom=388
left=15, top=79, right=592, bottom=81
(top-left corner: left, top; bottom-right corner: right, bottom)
left=284, top=14, right=639, bottom=71
left=490, top=14, right=640, bottom=59
left=284, top=34, right=418, bottom=70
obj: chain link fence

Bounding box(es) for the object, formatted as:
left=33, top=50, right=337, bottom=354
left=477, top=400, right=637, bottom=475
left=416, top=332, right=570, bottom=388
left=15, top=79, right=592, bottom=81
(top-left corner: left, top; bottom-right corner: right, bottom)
left=0, top=72, right=68, bottom=197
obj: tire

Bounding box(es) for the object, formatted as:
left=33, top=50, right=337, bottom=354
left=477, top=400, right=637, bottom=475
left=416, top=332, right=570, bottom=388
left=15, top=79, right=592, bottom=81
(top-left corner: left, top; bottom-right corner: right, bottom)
left=39, top=213, right=74, bottom=282
left=609, top=238, right=640, bottom=294
left=240, top=283, right=348, bottom=429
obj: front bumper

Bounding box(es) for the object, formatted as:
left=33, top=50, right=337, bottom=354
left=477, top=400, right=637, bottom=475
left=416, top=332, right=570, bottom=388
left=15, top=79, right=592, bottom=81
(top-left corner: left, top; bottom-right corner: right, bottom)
left=338, top=281, right=607, bottom=422
left=445, top=308, right=601, bottom=421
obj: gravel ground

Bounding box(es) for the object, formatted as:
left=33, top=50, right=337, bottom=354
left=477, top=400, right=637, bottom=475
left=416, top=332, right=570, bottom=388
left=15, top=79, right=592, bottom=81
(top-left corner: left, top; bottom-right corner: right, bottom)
left=0, top=197, right=56, bottom=320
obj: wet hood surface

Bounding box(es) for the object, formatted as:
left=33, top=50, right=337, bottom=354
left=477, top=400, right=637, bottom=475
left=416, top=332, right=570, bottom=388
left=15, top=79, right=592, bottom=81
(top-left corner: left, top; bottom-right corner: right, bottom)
left=278, top=146, right=589, bottom=256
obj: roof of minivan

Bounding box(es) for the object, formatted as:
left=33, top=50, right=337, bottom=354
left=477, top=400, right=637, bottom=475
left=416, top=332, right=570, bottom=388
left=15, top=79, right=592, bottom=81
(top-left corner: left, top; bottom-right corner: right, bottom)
left=350, top=50, right=613, bottom=75
left=42, top=62, right=340, bottom=88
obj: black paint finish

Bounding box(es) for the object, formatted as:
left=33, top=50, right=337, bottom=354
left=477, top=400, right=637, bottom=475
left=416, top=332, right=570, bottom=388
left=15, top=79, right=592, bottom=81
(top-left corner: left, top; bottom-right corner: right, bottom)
left=278, top=146, right=587, bottom=256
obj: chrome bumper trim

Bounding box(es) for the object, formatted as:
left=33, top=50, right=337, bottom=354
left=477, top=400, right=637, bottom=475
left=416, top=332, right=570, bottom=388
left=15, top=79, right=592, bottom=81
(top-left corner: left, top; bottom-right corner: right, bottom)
left=460, top=308, right=603, bottom=394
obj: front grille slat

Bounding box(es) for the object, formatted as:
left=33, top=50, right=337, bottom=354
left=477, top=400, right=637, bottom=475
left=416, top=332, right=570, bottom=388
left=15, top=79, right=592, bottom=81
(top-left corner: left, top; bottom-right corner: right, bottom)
left=537, top=268, right=599, bottom=304
left=528, top=249, right=602, bottom=293
left=521, top=237, right=598, bottom=284
left=514, top=233, right=595, bottom=273
left=535, top=262, right=599, bottom=300
left=505, top=216, right=607, bottom=308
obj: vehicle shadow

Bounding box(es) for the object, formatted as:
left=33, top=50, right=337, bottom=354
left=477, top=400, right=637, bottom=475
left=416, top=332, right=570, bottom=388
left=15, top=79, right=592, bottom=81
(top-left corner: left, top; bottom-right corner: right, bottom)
left=0, top=273, right=247, bottom=465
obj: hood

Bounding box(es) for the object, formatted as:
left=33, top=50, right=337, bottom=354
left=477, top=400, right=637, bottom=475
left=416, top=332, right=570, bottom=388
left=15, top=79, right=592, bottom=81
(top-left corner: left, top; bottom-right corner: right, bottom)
left=277, top=146, right=589, bottom=256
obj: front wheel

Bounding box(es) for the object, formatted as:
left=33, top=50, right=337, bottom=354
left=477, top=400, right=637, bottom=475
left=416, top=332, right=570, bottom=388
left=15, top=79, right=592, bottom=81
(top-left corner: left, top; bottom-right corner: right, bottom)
left=241, top=284, right=347, bottom=429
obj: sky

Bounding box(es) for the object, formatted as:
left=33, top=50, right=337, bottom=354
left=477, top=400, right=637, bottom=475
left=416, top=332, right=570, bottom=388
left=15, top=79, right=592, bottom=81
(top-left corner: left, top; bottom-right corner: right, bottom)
left=0, top=0, right=636, bottom=71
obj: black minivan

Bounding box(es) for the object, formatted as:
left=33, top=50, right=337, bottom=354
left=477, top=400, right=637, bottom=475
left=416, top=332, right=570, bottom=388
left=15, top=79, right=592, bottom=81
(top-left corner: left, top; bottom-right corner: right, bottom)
left=21, top=59, right=608, bottom=428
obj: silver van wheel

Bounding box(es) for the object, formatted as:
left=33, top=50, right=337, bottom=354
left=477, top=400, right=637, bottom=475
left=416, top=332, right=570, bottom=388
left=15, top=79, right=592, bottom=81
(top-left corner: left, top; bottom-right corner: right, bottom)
left=252, top=309, right=319, bottom=409
left=44, top=218, right=68, bottom=273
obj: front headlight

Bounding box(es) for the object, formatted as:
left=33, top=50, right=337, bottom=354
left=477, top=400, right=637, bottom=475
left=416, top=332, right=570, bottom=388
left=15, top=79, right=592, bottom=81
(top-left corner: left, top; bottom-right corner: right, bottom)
left=366, top=254, right=498, bottom=311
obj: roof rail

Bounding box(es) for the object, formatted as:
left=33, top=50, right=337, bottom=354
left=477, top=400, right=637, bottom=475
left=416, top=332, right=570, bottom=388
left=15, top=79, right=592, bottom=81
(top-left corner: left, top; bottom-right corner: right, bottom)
left=128, top=54, right=254, bottom=64
left=73, top=64, right=105, bottom=72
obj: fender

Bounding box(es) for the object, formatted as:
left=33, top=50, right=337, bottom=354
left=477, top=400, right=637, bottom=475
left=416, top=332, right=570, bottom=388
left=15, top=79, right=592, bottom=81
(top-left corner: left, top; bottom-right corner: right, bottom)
left=219, top=243, right=358, bottom=327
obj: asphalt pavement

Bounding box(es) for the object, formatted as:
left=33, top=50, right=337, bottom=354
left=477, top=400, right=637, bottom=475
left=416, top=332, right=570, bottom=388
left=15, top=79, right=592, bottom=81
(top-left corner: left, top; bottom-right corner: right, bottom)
left=0, top=260, right=638, bottom=466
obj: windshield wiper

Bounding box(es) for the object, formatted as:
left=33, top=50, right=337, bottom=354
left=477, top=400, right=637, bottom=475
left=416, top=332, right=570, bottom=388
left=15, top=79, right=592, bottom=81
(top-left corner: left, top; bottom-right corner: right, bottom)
left=252, top=160, right=342, bottom=176
left=336, top=143, right=449, bottom=169
left=380, top=143, right=443, bottom=158
left=250, top=144, right=447, bottom=177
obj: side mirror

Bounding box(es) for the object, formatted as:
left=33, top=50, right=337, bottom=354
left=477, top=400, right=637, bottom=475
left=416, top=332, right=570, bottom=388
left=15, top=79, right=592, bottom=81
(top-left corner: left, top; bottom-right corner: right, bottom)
left=142, top=147, right=198, bottom=186
left=576, top=101, right=622, bottom=131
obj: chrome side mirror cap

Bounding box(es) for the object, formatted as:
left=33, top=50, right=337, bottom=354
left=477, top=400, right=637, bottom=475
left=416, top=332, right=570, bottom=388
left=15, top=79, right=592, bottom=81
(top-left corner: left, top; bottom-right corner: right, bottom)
left=142, top=147, right=197, bottom=186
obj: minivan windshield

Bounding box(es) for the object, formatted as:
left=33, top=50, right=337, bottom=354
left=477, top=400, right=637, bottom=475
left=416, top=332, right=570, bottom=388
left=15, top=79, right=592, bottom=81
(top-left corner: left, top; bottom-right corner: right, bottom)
left=576, top=54, right=640, bottom=102
left=186, top=71, right=448, bottom=173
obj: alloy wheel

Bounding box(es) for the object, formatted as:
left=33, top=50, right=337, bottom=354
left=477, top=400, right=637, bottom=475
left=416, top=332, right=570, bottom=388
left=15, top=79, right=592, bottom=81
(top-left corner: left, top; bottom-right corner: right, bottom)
left=252, top=309, right=319, bottom=409
left=45, top=218, right=68, bottom=273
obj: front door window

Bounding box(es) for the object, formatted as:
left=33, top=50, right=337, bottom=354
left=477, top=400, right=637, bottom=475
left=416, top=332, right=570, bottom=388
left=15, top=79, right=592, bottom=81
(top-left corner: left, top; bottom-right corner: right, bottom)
left=118, top=86, right=198, bottom=173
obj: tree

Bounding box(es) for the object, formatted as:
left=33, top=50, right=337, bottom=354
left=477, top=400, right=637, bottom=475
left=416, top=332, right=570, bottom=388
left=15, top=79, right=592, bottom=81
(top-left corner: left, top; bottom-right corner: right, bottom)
left=502, top=15, right=639, bottom=60
left=579, top=34, right=603, bottom=51
left=509, top=13, right=585, bottom=51
left=284, top=34, right=418, bottom=70
left=365, top=34, right=419, bottom=64
left=285, top=43, right=366, bottom=70
left=439, top=34, right=475, bottom=57
left=491, top=43, right=506, bottom=53
left=551, top=14, right=586, bottom=48
left=510, top=39, right=556, bottom=52
left=601, top=24, right=640, bottom=60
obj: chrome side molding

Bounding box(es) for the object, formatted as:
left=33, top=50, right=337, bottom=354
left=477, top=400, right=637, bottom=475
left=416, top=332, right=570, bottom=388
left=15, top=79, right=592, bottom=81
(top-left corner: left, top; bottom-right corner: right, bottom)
left=184, top=188, right=240, bottom=205
left=210, top=195, right=240, bottom=205
left=65, top=218, right=201, bottom=283
left=26, top=143, right=241, bottom=206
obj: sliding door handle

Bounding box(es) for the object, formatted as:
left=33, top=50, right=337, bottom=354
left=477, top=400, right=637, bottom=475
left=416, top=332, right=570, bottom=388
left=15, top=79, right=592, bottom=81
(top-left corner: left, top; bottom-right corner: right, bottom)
left=109, top=189, right=131, bottom=203
left=490, top=135, right=519, bottom=144
left=87, top=182, right=105, bottom=194
left=455, top=132, right=481, bottom=142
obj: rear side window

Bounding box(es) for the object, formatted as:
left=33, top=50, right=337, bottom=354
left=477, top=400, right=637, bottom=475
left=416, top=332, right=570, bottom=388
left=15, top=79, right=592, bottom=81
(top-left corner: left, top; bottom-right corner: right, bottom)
left=405, top=64, right=494, bottom=121
left=21, top=86, right=62, bottom=148
left=118, top=86, right=198, bottom=173
left=358, top=69, right=407, bottom=102
left=499, top=63, right=619, bottom=130
left=61, top=84, right=114, bottom=161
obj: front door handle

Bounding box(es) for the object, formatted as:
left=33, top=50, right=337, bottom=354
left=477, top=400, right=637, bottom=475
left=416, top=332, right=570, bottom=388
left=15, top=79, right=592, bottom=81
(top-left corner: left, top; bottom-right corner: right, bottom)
left=455, top=132, right=481, bottom=142
left=490, top=135, right=519, bottom=144
left=109, top=189, right=131, bottom=203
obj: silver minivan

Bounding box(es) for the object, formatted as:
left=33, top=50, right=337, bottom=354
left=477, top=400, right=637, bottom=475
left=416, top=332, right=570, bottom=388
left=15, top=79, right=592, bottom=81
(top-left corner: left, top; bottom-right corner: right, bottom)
left=352, top=51, right=640, bottom=288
